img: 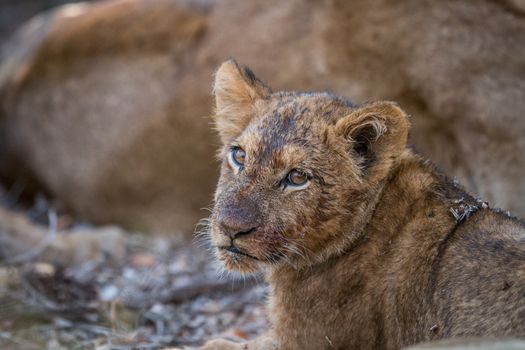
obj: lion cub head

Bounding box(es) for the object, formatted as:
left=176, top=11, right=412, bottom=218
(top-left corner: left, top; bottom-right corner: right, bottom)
left=208, top=60, right=409, bottom=274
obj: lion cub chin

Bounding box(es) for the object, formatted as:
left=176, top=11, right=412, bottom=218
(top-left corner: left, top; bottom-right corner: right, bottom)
left=182, top=60, right=525, bottom=350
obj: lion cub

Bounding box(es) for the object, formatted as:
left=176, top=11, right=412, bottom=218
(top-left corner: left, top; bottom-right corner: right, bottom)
left=198, top=60, right=525, bottom=349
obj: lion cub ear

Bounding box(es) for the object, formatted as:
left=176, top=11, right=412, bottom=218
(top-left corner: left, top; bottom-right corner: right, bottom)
left=334, top=101, right=410, bottom=180
left=213, top=59, right=272, bottom=143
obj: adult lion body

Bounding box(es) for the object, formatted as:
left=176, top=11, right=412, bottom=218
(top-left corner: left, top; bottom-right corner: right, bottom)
left=1, top=0, right=524, bottom=234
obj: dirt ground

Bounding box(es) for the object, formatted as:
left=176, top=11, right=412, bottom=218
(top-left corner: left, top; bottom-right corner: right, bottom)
left=0, top=183, right=268, bottom=350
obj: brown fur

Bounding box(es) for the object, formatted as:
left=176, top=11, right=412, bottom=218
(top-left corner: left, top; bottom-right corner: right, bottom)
left=0, top=0, right=215, bottom=234
left=2, top=0, right=524, bottom=235
left=192, top=61, right=525, bottom=349
left=321, top=0, right=525, bottom=218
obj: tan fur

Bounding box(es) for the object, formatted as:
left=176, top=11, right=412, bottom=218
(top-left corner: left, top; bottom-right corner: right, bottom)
left=321, top=0, right=525, bottom=217
left=406, top=338, right=525, bottom=349
left=0, top=206, right=125, bottom=266
left=191, top=61, right=525, bottom=350
left=214, top=62, right=272, bottom=144
left=2, top=0, right=524, bottom=235
left=0, top=0, right=215, bottom=234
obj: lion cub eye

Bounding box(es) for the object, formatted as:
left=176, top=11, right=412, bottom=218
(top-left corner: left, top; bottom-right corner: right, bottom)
left=228, top=147, right=246, bottom=170
left=284, top=169, right=309, bottom=190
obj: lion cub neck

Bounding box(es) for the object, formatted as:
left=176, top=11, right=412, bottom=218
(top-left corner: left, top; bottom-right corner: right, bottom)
left=266, top=149, right=460, bottom=279
left=265, top=151, right=480, bottom=349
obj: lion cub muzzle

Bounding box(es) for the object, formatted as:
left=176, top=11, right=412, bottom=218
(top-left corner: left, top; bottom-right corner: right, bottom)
left=217, top=205, right=259, bottom=240
left=211, top=192, right=267, bottom=271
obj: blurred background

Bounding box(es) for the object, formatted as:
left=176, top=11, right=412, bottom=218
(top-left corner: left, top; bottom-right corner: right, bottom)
left=0, top=0, right=523, bottom=348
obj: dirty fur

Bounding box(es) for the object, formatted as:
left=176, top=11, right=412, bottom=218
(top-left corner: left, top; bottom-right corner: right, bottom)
left=180, top=61, right=525, bottom=349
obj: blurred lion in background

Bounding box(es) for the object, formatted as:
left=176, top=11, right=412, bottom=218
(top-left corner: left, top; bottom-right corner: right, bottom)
left=0, top=0, right=523, bottom=236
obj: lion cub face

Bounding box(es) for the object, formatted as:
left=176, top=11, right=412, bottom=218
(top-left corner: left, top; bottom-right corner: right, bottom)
left=208, top=60, right=409, bottom=274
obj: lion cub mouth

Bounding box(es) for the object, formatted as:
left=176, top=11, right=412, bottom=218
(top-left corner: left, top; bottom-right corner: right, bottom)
left=219, top=246, right=260, bottom=260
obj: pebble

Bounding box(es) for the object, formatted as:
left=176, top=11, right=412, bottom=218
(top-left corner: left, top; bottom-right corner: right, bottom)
left=99, top=284, right=120, bottom=301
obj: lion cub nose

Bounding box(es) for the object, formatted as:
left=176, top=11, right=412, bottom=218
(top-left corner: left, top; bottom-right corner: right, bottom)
left=219, top=219, right=257, bottom=239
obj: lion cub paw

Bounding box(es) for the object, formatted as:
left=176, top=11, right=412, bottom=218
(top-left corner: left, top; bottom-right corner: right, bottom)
left=164, top=338, right=245, bottom=350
